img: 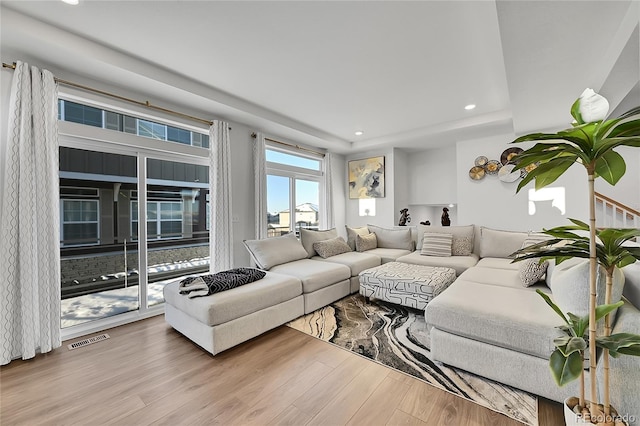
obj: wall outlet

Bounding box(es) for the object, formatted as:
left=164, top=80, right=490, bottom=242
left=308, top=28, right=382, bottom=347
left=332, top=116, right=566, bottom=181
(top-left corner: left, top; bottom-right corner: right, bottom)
left=232, top=215, right=240, bottom=223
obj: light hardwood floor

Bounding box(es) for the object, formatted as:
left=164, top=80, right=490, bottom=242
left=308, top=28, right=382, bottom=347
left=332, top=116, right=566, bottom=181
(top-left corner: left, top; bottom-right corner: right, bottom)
left=1, top=316, right=564, bottom=425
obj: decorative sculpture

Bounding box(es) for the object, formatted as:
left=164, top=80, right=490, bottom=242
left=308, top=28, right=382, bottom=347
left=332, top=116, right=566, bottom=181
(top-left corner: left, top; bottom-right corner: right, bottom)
left=398, top=208, right=411, bottom=226
left=441, top=207, right=451, bottom=226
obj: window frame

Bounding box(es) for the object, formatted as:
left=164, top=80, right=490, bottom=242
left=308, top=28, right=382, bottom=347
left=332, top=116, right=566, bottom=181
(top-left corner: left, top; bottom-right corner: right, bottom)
left=60, top=198, right=100, bottom=247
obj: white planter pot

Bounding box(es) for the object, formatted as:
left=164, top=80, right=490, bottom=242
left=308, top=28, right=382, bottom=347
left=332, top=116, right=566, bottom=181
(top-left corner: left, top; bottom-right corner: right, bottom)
left=563, top=397, right=629, bottom=426
left=564, top=398, right=591, bottom=425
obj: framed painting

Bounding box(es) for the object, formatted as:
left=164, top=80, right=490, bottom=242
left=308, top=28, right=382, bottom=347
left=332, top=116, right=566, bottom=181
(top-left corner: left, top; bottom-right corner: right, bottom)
left=348, top=156, right=385, bottom=199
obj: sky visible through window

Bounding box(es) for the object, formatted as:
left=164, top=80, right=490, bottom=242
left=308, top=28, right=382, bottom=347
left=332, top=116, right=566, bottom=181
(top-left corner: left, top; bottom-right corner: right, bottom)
left=266, top=150, right=320, bottom=214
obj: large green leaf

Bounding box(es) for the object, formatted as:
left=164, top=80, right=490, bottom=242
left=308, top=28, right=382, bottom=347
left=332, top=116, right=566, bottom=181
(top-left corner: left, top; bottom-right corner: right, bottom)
left=594, top=150, right=626, bottom=185
left=594, top=136, right=640, bottom=158
left=595, top=301, right=624, bottom=321
left=549, top=349, right=583, bottom=386
left=570, top=97, right=584, bottom=125
left=597, top=333, right=640, bottom=358
left=516, top=158, right=575, bottom=193
left=555, top=336, right=587, bottom=357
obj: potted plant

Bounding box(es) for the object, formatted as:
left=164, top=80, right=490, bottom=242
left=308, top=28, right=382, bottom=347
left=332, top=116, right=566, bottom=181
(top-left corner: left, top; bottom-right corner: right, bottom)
left=510, top=88, right=640, bottom=425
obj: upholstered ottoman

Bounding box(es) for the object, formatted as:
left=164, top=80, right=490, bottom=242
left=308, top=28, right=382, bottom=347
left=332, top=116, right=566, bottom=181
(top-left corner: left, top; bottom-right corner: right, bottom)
left=359, top=262, right=456, bottom=309
left=164, top=271, right=304, bottom=355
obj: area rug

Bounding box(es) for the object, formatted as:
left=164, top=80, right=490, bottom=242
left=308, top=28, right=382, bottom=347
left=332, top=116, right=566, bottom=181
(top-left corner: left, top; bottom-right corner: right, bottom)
left=287, top=294, right=538, bottom=425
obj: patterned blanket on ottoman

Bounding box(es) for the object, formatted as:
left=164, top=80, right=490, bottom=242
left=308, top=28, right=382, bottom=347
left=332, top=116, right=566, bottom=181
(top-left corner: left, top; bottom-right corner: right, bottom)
left=359, top=262, right=456, bottom=309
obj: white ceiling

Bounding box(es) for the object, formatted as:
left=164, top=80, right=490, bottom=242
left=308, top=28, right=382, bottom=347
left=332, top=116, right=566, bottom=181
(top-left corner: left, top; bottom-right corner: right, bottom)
left=1, top=1, right=638, bottom=154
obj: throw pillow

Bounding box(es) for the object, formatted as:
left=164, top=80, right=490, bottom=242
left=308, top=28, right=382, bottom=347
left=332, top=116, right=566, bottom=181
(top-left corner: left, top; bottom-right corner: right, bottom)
left=421, top=233, right=453, bottom=257
left=313, top=236, right=352, bottom=259
left=479, top=227, right=528, bottom=258
left=243, top=233, right=309, bottom=270
left=356, top=233, right=377, bottom=252
left=345, top=225, right=370, bottom=250
left=416, top=224, right=474, bottom=255
left=367, top=225, right=413, bottom=250
left=299, top=228, right=338, bottom=258
left=518, top=258, right=549, bottom=287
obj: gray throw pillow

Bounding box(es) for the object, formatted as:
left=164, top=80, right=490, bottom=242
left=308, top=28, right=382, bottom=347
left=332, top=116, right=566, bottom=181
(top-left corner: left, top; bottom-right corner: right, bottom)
left=313, top=236, right=352, bottom=259
left=345, top=225, right=370, bottom=250
left=299, top=228, right=338, bottom=258
left=356, top=233, right=377, bottom=252
left=421, top=233, right=453, bottom=257
left=243, top=233, right=309, bottom=270
left=367, top=225, right=413, bottom=250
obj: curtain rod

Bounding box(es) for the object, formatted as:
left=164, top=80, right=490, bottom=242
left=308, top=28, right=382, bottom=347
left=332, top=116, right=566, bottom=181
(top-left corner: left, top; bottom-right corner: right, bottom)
left=251, top=132, right=325, bottom=157
left=3, top=62, right=214, bottom=127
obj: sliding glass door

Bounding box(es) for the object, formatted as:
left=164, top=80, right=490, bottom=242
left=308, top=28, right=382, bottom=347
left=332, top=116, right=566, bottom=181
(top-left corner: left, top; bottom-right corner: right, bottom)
left=60, top=146, right=140, bottom=328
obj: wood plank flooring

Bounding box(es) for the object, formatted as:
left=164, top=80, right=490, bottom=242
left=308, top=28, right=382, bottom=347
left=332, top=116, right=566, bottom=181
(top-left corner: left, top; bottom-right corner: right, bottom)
left=0, top=316, right=564, bottom=425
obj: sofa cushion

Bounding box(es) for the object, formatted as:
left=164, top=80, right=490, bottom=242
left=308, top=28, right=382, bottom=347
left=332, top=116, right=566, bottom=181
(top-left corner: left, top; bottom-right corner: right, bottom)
left=479, top=227, right=528, bottom=258
left=368, top=225, right=413, bottom=251
left=163, top=271, right=302, bottom=327
left=622, top=261, right=640, bottom=309
left=475, top=257, right=520, bottom=271
left=312, top=251, right=381, bottom=276
left=421, top=233, right=452, bottom=257
left=550, top=258, right=625, bottom=319
left=396, top=251, right=479, bottom=275
left=457, top=265, right=548, bottom=291
left=426, top=279, right=562, bottom=359
left=365, top=247, right=412, bottom=263
left=345, top=225, right=370, bottom=250
left=300, top=228, right=338, bottom=258
left=270, top=259, right=351, bottom=293
left=243, top=233, right=309, bottom=270
left=313, top=236, right=351, bottom=259
left=416, top=224, right=474, bottom=256
left=356, top=233, right=377, bottom=252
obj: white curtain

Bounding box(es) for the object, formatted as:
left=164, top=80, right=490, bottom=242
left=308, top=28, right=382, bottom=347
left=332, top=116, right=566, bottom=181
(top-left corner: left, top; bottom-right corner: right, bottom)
left=209, top=120, right=234, bottom=272
left=253, top=132, right=268, bottom=239
left=0, top=61, right=61, bottom=365
left=323, top=152, right=335, bottom=229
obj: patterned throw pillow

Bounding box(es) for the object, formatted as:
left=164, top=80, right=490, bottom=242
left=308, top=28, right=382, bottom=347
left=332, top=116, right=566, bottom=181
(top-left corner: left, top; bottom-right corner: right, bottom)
left=452, top=235, right=473, bottom=256
left=421, top=233, right=453, bottom=257
left=519, top=258, right=549, bottom=287
left=356, top=233, right=377, bottom=252
left=313, top=236, right=352, bottom=259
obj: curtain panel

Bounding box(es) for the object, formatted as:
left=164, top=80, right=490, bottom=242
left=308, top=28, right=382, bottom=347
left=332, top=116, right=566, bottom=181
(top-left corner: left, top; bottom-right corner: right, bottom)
left=209, top=120, right=234, bottom=272
left=323, top=152, right=335, bottom=229
left=0, top=61, right=61, bottom=364
left=253, top=132, right=268, bottom=239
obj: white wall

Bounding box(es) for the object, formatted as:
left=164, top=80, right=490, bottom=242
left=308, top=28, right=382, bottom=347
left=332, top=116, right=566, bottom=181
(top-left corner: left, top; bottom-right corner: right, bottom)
left=456, top=133, right=589, bottom=231
left=393, top=148, right=410, bottom=226
left=408, top=145, right=457, bottom=205
left=330, top=153, right=347, bottom=236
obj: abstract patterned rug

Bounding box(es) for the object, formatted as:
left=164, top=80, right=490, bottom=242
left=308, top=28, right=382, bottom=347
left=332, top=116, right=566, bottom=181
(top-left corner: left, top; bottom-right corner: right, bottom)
left=287, top=294, right=538, bottom=425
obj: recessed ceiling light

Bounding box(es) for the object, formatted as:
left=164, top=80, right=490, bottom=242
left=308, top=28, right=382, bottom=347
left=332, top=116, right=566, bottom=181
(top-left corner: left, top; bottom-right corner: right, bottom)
left=355, top=131, right=363, bottom=136
left=61, top=0, right=79, bottom=4
left=464, top=104, right=476, bottom=110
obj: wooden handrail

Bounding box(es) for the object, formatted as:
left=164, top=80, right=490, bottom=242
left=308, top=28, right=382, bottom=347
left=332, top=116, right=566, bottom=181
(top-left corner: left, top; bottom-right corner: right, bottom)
left=595, top=191, right=640, bottom=217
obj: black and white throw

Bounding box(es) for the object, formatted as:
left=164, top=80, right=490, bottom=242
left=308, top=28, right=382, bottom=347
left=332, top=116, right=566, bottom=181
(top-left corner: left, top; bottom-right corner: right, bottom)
left=179, top=268, right=266, bottom=298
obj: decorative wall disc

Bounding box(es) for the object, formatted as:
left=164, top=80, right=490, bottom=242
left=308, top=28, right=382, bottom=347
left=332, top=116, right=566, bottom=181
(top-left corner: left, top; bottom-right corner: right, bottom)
left=474, top=156, right=488, bottom=167
left=498, top=164, right=520, bottom=182
left=500, top=147, right=523, bottom=165
left=520, top=162, right=539, bottom=177
left=469, top=166, right=486, bottom=180
left=485, top=160, right=502, bottom=175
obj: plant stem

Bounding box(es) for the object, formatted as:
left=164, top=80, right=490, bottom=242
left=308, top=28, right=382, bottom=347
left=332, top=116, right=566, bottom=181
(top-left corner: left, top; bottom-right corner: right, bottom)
left=587, top=172, right=598, bottom=417
left=603, top=270, right=614, bottom=416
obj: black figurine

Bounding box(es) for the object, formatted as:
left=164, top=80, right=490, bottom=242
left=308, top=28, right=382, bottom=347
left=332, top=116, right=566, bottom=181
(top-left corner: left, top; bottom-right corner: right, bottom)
left=441, top=207, right=451, bottom=226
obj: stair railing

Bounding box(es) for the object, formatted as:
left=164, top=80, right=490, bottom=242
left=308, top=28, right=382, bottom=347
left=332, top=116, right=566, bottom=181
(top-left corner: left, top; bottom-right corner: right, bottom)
left=595, top=191, right=640, bottom=229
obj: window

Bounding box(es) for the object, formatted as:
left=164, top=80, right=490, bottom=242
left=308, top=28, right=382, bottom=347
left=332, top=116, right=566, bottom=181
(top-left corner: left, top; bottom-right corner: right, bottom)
left=265, top=145, right=325, bottom=237
left=58, top=97, right=211, bottom=332
left=132, top=201, right=183, bottom=240
left=60, top=199, right=99, bottom=246
left=58, top=99, right=210, bottom=148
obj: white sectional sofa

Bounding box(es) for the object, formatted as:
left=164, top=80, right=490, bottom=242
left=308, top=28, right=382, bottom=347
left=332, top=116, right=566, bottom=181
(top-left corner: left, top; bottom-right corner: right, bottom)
left=164, top=223, right=640, bottom=423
